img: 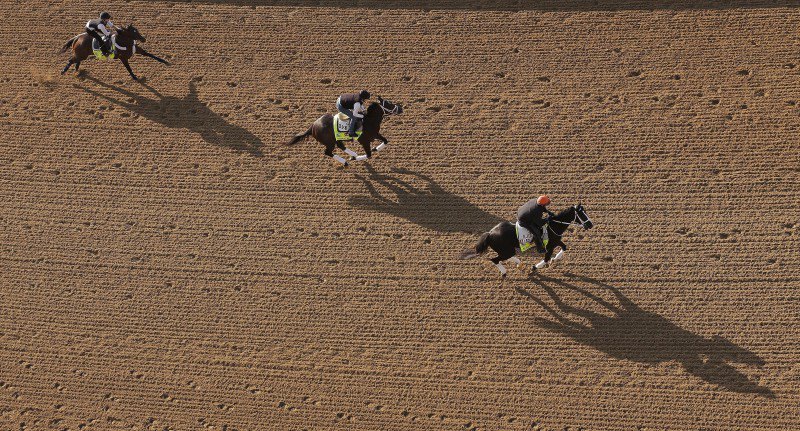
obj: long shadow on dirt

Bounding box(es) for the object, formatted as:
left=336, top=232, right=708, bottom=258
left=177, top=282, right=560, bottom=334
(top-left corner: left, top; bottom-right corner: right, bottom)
left=76, top=75, right=264, bottom=157
left=520, top=272, right=774, bottom=397
left=348, top=164, right=502, bottom=233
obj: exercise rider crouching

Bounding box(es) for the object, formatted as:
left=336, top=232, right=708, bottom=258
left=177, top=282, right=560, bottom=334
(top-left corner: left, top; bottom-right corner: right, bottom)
left=85, top=12, right=115, bottom=56
left=516, top=195, right=555, bottom=253
left=336, top=90, right=370, bottom=137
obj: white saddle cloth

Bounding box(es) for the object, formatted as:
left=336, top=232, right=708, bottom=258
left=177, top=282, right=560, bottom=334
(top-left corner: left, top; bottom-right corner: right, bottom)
left=516, top=221, right=533, bottom=245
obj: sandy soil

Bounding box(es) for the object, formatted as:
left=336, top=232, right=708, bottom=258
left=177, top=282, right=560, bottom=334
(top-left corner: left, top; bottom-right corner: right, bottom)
left=1, top=1, right=799, bottom=430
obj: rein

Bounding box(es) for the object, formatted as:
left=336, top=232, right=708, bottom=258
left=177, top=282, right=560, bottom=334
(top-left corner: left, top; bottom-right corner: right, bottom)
left=377, top=100, right=399, bottom=115
left=547, top=207, right=589, bottom=237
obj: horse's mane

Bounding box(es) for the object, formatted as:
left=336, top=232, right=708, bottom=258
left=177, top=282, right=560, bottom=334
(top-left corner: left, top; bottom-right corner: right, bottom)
left=365, top=102, right=385, bottom=118
left=553, top=205, right=575, bottom=220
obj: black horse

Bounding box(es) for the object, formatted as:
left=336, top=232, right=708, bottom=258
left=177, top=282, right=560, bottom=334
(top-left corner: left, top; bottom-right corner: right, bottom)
left=460, top=203, right=593, bottom=276
left=286, top=97, right=403, bottom=166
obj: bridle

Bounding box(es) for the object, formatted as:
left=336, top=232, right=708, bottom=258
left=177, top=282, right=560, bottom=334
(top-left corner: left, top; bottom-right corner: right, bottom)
left=378, top=99, right=400, bottom=115
left=547, top=205, right=591, bottom=237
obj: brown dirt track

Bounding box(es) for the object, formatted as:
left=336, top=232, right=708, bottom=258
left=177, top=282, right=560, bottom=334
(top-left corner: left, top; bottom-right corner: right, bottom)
left=1, top=1, right=799, bottom=430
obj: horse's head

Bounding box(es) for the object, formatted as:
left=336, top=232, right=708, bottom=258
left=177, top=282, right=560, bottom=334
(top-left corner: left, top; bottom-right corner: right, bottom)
left=574, top=203, right=593, bottom=230
left=375, top=96, right=403, bottom=116
left=123, top=24, right=146, bottom=42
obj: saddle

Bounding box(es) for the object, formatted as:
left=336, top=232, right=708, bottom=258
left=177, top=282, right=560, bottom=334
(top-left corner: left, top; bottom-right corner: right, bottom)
left=333, top=112, right=363, bottom=140
left=516, top=222, right=548, bottom=253
left=91, top=37, right=115, bottom=60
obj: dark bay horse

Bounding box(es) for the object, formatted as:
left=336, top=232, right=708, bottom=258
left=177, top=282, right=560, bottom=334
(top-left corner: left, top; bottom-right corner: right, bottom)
left=460, top=204, right=594, bottom=276
left=286, top=97, right=403, bottom=166
left=60, top=24, right=169, bottom=80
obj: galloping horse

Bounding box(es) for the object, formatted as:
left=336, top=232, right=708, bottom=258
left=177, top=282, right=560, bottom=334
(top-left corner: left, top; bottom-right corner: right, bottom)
left=60, top=24, right=169, bottom=80
left=286, top=97, right=403, bottom=166
left=460, top=203, right=594, bottom=276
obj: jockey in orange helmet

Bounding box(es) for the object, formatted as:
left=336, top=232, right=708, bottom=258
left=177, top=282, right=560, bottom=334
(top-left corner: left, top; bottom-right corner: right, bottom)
left=516, top=195, right=555, bottom=253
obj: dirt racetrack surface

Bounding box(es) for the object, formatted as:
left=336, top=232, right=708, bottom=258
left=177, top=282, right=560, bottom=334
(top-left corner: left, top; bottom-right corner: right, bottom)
left=1, top=1, right=799, bottom=430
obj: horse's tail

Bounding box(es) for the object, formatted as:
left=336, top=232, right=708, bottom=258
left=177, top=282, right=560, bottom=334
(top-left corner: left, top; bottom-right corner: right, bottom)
left=286, top=126, right=312, bottom=146
left=459, top=232, right=491, bottom=259
left=60, top=35, right=79, bottom=53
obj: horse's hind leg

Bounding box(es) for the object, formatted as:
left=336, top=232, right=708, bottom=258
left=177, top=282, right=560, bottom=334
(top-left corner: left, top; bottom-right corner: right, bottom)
left=338, top=141, right=367, bottom=162
left=61, top=59, right=74, bottom=75
left=121, top=59, right=138, bottom=80
left=491, top=248, right=517, bottom=277
left=326, top=144, right=348, bottom=166
left=490, top=255, right=507, bottom=277
left=75, top=61, right=81, bottom=72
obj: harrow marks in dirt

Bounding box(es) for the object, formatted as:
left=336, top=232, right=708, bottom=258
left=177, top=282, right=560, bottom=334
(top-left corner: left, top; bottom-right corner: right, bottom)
left=0, top=1, right=798, bottom=430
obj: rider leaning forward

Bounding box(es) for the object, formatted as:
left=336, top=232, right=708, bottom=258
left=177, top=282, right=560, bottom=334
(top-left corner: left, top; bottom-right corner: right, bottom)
left=86, top=12, right=115, bottom=56
left=517, top=195, right=554, bottom=253
left=337, top=90, right=370, bottom=137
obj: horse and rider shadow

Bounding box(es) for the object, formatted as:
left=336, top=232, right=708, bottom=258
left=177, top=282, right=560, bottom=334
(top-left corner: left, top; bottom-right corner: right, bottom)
left=519, top=272, right=774, bottom=397
left=348, top=165, right=503, bottom=233
left=75, top=75, right=264, bottom=157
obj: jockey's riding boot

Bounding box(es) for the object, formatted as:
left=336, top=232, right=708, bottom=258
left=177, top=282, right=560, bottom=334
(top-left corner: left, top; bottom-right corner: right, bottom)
left=532, top=231, right=545, bottom=253
left=348, top=118, right=358, bottom=137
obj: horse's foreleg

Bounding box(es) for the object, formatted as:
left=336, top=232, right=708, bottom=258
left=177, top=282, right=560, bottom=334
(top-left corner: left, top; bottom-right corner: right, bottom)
left=137, top=47, right=170, bottom=65
left=75, top=61, right=80, bottom=72
left=552, top=240, right=566, bottom=262
left=374, top=132, right=389, bottom=152
left=359, top=138, right=373, bottom=159
left=120, top=59, right=138, bottom=80
left=535, top=246, right=555, bottom=270
left=337, top=142, right=366, bottom=162
left=344, top=148, right=368, bottom=161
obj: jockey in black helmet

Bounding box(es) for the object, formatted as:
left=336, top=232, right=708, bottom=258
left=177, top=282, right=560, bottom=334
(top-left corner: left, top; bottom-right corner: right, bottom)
left=86, top=12, right=115, bottom=56
left=336, top=90, right=371, bottom=137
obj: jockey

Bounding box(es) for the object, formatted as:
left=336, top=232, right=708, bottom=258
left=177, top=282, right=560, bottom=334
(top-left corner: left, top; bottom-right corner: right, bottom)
left=86, top=12, right=115, bottom=56
left=516, top=195, right=555, bottom=253
left=336, top=90, right=370, bottom=137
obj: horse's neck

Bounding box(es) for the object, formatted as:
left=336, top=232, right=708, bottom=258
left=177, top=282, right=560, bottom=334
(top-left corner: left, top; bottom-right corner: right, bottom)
left=364, top=108, right=383, bottom=130
left=115, top=31, right=131, bottom=46
left=550, top=209, right=574, bottom=235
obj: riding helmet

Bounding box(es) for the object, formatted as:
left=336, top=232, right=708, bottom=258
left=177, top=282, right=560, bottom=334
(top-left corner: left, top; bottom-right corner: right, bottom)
left=100, top=11, right=112, bottom=20
left=537, top=195, right=551, bottom=206
left=359, top=90, right=371, bottom=100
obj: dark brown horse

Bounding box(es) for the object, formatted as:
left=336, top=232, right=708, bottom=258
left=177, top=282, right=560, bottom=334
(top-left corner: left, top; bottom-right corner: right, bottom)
left=60, top=24, right=169, bottom=80
left=286, top=97, right=403, bottom=166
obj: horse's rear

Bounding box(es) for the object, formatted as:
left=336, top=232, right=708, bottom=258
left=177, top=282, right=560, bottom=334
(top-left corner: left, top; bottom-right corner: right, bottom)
left=312, top=113, right=335, bottom=144
left=60, top=34, right=93, bottom=74
left=460, top=221, right=516, bottom=259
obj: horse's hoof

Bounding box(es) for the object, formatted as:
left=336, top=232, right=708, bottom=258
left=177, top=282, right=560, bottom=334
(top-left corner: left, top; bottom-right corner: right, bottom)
left=350, top=156, right=356, bottom=161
